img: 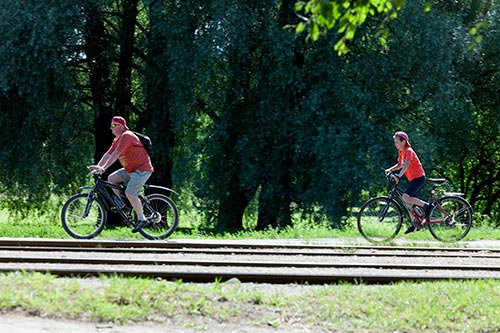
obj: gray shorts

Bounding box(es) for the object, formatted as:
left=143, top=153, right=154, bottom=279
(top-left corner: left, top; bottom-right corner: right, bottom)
left=115, top=169, right=152, bottom=197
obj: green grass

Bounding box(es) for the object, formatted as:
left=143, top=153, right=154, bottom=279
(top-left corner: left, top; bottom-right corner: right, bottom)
left=1, top=206, right=360, bottom=240
left=0, top=272, right=499, bottom=332
left=1, top=206, right=500, bottom=241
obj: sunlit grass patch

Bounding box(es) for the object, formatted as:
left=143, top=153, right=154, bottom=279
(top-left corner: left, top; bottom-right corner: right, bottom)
left=0, top=272, right=499, bottom=332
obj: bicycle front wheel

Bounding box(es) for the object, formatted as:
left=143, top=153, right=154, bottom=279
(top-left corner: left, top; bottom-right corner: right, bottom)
left=138, top=194, right=179, bottom=240
left=61, top=193, right=107, bottom=239
left=428, top=196, right=473, bottom=242
left=357, top=196, right=403, bottom=244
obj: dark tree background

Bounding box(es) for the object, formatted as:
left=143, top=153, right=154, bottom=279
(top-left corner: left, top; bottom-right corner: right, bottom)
left=0, top=0, right=498, bottom=229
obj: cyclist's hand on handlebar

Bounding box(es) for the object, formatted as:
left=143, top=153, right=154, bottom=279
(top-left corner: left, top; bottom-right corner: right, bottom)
left=383, top=169, right=400, bottom=183
left=389, top=173, right=400, bottom=184
left=87, top=165, right=105, bottom=174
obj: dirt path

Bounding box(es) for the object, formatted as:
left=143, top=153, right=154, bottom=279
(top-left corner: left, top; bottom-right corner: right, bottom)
left=0, top=313, right=311, bottom=333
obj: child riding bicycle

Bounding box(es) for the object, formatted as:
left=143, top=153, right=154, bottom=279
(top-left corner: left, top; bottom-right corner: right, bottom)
left=384, top=131, right=433, bottom=234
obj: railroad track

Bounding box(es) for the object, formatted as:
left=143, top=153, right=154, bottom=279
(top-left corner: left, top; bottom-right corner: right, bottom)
left=0, top=238, right=499, bottom=284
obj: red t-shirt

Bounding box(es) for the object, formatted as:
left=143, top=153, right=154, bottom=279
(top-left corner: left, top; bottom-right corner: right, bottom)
left=107, top=131, right=154, bottom=173
left=398, top=147, right=425, bottom=181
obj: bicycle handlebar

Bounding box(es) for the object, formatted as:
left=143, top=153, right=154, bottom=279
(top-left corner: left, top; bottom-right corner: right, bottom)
left=385, top=171, right=400, bottom=184
left=89, top=170, right=102, bottom=178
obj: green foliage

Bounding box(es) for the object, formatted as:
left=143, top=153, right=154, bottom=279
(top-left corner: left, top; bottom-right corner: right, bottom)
left=295, top=0, right=405, bottom=54
left=0, top=0, right=94, bottom=210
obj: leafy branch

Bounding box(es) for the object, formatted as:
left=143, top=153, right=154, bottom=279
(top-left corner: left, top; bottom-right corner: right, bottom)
left=295, top=0, right=406, bottom=54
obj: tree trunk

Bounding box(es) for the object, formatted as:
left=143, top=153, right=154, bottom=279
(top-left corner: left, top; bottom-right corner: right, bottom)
left=83, top=3, right=114, bottom=163
left=144, top=0, right=174, bottom=189
left=216, top=174, right=249, bottom=233
left=256, top=149, right=293, bottom=230
left=114, top=0, right=138, bottom=116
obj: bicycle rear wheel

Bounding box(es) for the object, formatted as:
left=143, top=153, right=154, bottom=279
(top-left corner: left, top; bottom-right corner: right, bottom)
left=138, top=194, right=179, bottom=240
left=357, top=196, right=403, bottom=244
left=428, top=196, right=473, bottom=242
left=61, top=193, right=107, bottom=239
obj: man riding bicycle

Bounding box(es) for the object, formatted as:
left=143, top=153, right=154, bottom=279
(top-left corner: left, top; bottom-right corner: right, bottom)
left=384, top=131, right=433, bottom=234
left=88, top=116, right=154, bottom=233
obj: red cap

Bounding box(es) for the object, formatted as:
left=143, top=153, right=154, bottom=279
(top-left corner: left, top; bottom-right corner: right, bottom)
left=112, top=116, right=129, bottom=130
left=394, top=131, right=411, bottom=146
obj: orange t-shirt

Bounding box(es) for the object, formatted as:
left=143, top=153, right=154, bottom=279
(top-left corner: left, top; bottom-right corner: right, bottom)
left=107, top=131, right=154, bottom=173
left=398, top=147, right=425, bottom=181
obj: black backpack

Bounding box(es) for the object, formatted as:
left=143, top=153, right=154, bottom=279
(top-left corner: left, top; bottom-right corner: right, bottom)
left=133, top=131, right=152, bottom=155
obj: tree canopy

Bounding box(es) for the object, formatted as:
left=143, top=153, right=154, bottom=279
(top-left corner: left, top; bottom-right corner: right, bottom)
left=0, top=0, right=498, bottom=229
left=295, top=0, right=407, bottom=54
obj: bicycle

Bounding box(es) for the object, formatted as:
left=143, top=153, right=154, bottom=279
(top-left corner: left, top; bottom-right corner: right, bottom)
left=357, top=172, right=473, bottom=243
left=61, top=171, right=179, bottom=240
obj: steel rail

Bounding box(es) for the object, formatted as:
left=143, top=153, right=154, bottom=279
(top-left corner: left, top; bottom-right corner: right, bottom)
left=0, top=239, right=499, bottom=259
left=1, top=246, right=499, bottom=259
left=0, top=267, right=493, bottom=284
left=0, top=255, right=498, bottom=271
left=1, top=238, right=500, bottom=284
left=1, top=238, right=500, bottom=253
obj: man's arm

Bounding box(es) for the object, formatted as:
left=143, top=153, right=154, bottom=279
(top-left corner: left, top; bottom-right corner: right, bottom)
left=88, top=150, right=120, bottom=174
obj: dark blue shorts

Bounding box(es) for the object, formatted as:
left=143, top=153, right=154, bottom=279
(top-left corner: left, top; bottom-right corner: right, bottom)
left=405, top=176, right=426, bottom=197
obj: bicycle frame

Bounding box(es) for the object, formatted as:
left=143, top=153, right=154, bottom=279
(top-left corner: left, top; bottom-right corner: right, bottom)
left=83, top=176, right=132, bottom=223
left=62, top=169, right=180, bottom=240
left=358, top=173, right=473, bottom=243
left=386, top=175, right=455, bottom=226
left=82, top=172, right=179, bottom=224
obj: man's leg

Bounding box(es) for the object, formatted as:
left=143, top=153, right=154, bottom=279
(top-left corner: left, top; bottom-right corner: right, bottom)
left=108, top=169, right=127, bottom=196
left=126, top=171, right=152, bottom=232
left=127, top=194, right=145, bottom=220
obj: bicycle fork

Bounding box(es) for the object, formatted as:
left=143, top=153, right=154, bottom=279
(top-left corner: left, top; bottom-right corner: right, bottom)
left=378, top=199, right=392, bottom=222
left=83, top=192, right=96, bottom=218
